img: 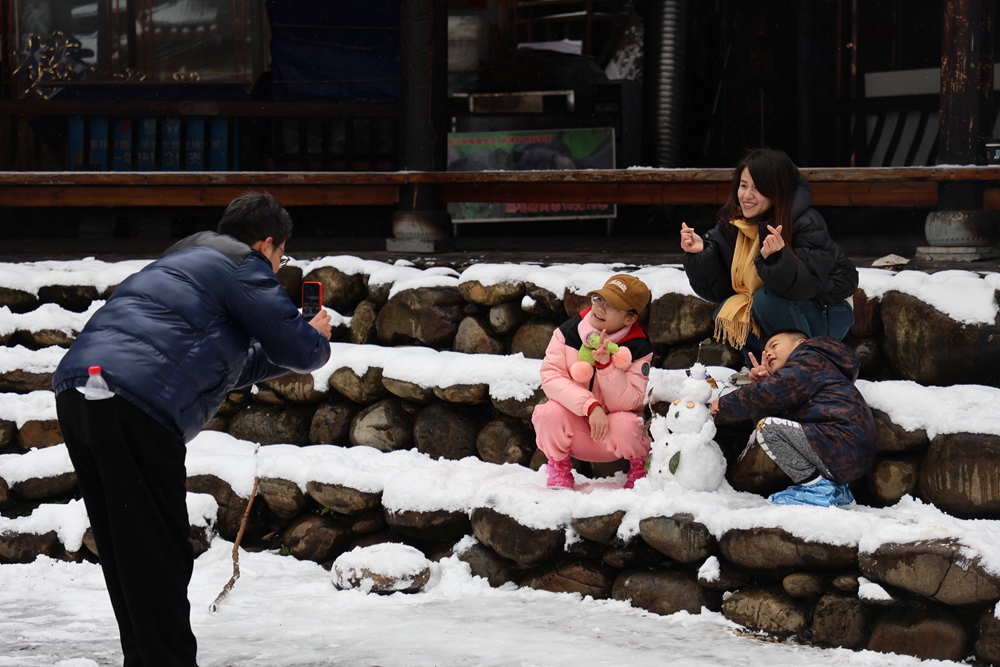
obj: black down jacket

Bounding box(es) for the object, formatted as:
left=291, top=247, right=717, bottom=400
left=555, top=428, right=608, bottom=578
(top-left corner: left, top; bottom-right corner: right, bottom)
left=681, top=177, right=858, bottom=308
left=53, top=232, right=331, bottom=443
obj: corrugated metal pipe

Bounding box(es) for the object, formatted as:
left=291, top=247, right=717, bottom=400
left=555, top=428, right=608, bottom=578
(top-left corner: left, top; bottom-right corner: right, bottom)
left=648, top=0, right=688, bottom=167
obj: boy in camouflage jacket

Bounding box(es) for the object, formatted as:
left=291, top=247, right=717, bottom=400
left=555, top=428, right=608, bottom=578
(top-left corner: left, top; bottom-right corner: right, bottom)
left=711, top=331, right=877, bottom=506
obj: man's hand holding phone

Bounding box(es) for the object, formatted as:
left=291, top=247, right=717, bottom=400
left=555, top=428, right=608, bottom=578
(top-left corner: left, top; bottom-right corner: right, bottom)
left=300, top=281, right=330, bottom=339
left=309, top=310, right=333, bottom=340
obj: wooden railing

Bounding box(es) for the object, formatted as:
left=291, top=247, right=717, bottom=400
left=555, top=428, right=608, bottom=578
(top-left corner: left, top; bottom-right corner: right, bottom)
left=0, top=166, right=998, bottom=208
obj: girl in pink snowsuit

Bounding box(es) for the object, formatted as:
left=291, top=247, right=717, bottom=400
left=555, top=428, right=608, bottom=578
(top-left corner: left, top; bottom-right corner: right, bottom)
left=532, top=274, right=654, bottom=489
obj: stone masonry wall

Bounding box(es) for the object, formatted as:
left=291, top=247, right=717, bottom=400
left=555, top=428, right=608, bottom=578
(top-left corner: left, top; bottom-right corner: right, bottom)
left=2, top=260, right=1000, bottom=664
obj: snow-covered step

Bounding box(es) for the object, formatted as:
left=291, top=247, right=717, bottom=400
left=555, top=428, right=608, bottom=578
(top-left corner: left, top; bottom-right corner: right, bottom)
left=0, top=258, right=149, bottom=313
left=4, top=360, right=1000, bottom=521
left=5, top=419, right=1000, bottom=664
left=0, top=443, right=74, bottom=505
left=0, top=391, right=60, bottom=452
left=5, top=429, right=1000, bottom=660
left=4, top=255, right=1000, bottom=387
left=0, top=301, right=102, bottom=349
left=0, top=346, right=64, bottom=393
left=0, top=493, right=217, bottom=563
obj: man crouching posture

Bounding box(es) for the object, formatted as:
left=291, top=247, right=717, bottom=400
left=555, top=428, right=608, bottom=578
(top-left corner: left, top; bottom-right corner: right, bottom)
left=711, top=330, right=877, bottom=506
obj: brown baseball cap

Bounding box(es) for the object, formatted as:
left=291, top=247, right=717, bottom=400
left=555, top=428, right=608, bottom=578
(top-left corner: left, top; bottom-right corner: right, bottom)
left=586, top=274, right=650, bottom=313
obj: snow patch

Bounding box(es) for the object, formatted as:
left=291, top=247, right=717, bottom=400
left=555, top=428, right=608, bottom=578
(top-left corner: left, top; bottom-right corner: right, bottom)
left=0, top=391, right=56, bottom=428
left=858, top=268, right=999, bottom=325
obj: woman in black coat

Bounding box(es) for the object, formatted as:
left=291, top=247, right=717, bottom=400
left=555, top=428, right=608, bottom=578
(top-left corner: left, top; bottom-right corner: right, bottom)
left=680, top=148, right=858, bottom=365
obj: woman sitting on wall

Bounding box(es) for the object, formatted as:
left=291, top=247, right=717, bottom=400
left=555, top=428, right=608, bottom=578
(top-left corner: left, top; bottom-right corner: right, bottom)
left=679, top=147, right=858, bottom=366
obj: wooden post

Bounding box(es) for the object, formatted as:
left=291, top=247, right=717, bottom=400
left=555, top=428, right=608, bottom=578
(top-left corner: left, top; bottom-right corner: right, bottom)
left=937, top=0, right=994, bottom=209
left=392, top=0, right=453, bottom=252
left=922, top=0, right=998, bottom=259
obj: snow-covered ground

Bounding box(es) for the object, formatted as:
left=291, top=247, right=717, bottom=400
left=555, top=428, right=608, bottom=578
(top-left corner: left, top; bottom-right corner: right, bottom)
left=0, top=542, right=955, bottom=667
left=2, top=257, right=1000, bottom=666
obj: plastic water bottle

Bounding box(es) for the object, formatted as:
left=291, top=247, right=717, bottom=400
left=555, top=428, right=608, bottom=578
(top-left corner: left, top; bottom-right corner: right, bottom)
left=84, top=365, right=114, bottom=400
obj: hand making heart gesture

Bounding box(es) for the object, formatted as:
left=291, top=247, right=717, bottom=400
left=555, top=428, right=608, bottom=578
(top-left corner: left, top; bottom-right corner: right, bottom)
left=680, top=222, right=704, bottom=253
left=760, top=224, right=785, bottom=258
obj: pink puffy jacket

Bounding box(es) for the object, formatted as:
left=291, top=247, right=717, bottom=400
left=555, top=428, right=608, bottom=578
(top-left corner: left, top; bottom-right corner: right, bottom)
left=539, top=313, right=654, bottom=418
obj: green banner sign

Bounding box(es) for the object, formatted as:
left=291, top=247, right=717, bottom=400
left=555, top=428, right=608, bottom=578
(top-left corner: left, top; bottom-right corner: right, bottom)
left=447, top=128, right=616, bottom=223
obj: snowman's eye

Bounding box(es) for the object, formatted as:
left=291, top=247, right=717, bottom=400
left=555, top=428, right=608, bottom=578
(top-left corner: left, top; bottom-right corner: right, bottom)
left=686, top=401, right=696, bottom=409
left=673, top=398, right=681, bottom=405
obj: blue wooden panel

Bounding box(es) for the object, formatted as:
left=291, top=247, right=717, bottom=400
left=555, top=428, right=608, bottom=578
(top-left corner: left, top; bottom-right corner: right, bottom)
left=162, top=118, right=181, bottom=171
left=89, top=116, right=108, bottom=171
left=185, top=117, right=205, bottom=171
left=136, top=118, right=157, bottom=171
left=67, top=116, right=85, bottom=171
left=113, top=118, right=132, bottom=171
left=233, top=120, right=240, bottom=171
left=209, top=117, right=228, bottom=171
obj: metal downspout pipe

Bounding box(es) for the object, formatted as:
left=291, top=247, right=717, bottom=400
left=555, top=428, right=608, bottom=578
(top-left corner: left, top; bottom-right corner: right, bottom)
left=648, top=0, right=688, bottom=167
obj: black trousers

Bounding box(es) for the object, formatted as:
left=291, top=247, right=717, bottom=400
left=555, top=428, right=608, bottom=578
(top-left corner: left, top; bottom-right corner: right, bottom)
left=56, top=390, right=197, bottom=667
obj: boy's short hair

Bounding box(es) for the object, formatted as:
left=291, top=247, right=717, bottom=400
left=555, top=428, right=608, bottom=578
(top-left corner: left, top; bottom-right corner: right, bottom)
left=765, top=329, right=809, bottom=345
left=586, top=274, right=651, bottom=314
left=217, top=192, right=293, bottom=247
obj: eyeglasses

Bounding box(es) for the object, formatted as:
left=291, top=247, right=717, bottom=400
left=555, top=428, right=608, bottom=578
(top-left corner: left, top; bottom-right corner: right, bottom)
left=591, top=294, right=621, bottom=314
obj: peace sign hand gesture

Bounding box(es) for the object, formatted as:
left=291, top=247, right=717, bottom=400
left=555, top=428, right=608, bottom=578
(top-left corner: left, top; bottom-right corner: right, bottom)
left=748, top=351, right=770, bottom=382
left=760, top=224, right=785, bottom=258
left=591, top=329, right=611, bottom=366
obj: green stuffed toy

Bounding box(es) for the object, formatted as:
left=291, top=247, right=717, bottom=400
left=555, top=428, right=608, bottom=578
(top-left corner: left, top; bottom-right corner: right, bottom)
left=579, top=331, right=619, bottom=364
left=570, top=332, right=630, bottom=382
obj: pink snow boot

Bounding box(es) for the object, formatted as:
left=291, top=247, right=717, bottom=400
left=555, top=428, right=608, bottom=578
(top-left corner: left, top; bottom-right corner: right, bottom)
left=624, top=457, right=646, bottom=489
left=546, top=457, right=575, bottom=489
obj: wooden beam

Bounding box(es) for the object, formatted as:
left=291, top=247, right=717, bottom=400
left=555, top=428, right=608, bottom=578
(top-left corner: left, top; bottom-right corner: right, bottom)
left=0, top=185, right=400, bottom=207
left=414, top=166, right=1000, bottom=184
left=440, top=182, right=731, bottom=205
left=441, top=181, right=937, bottom=207
left=983, top=187, right=1000, bottom=210
left=0, top=101, right=400, bottom=117
left=0, top=167, right=987, bottom=208
left=0, top=172, right=408, bottom=186
left=810, top=182, right=938, bottom=207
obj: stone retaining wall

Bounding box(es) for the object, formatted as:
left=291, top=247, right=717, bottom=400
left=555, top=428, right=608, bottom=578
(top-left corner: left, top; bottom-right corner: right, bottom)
left=2, top=259, right=1000, bottom=664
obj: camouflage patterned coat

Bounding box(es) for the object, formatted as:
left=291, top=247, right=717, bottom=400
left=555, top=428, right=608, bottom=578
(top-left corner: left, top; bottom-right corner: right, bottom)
left=717, top=336, right=877, bottom=484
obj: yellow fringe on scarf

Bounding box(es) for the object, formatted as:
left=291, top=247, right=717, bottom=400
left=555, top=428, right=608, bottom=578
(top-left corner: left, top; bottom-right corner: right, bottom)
left=713, top=218, right=764, bottom=350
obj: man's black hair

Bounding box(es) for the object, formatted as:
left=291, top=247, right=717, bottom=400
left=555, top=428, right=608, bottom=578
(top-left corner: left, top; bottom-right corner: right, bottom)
left=765, top=329, right=809, bottom=344
left=217, top=192, right=293, bottom=247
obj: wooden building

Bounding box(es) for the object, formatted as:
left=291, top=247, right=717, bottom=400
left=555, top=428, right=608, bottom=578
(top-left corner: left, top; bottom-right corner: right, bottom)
left=0, top=0, right=995, bottom=246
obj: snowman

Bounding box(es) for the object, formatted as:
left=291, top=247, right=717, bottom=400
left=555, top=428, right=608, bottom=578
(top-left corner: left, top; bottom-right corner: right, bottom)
left=645, top=363, right=728, bottom=492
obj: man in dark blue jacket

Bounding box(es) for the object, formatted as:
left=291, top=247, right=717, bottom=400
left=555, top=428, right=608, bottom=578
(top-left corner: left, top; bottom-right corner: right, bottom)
left=711, top=331, right=877, bottom=507
left=53, top=192, right=332, bottom=667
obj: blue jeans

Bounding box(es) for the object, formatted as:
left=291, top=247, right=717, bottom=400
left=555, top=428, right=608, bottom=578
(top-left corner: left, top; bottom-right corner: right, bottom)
left=715, top=287, right=855, bottom=367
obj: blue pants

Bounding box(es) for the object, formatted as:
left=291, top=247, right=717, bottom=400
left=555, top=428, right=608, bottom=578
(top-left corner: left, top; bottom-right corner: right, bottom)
left=717, top=287, right=855, bottom=366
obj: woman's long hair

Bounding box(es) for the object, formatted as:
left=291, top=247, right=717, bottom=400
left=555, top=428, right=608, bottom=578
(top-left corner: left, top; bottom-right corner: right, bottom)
left=717, top=148, right=798, bottom=250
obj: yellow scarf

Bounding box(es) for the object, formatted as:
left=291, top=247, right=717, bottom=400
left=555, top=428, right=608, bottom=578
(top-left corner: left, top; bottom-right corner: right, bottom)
left=714, top=218, right=764, bottom=349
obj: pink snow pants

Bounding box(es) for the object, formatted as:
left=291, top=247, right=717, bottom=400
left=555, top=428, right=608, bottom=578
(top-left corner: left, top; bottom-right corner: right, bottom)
left=532, top=400, right=650, bottom=462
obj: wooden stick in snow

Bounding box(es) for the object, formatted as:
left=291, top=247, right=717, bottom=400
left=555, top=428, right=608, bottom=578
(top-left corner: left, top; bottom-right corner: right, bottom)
left=209, top=474, right=260, bottom=613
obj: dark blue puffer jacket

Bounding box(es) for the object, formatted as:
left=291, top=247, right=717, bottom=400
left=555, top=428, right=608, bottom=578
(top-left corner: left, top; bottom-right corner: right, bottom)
left=717, top=337, right=877, bottom=484
left=53, top=232, right=331, bottom=443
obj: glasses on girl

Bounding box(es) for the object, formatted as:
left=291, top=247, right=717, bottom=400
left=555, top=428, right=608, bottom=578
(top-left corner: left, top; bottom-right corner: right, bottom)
left=591, top=294, right=620, bottom=313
